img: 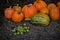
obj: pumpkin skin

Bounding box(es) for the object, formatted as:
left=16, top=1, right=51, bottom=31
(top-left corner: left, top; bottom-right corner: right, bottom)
left=50, top=7, right=59, bottom=21
left=34, top=1, right=47, bottom=11
left=57, top=2, right=60, bottom=10
left=22, top=4, right=37, bottom=19
left=57, top=2, right=60, bottom=17
left=4, top=7, right=14, bottom=19
left=12, top=11, right=24, bottom=22
left=40, top=7, right=49, bottom=15
left=13, top=4, right=21, bottom=11
left=38, top=0, right=43, bottom=1
left=48, top=3, right=56, bottom=10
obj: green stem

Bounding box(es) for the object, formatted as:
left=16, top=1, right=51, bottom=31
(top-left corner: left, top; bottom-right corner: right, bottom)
left=24, top=18, right=31, bottom=21
left=18, top=11, right=21, bottom=14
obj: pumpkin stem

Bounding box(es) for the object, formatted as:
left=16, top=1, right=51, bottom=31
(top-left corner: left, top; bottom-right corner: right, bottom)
left=17, top=4, right=19, bottom=6
left=36, top=0, right=41, bottom=2
left=28, top=4, right=32, bottom=7
left=36, top=0, right=39, bottom=2
left=18, top=11, right=21, bottom=14
left=9, top=6, right=12, bottom=9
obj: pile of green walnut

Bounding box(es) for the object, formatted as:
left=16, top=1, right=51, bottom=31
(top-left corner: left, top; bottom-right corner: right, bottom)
left=11, top=23, right=30, bottom=35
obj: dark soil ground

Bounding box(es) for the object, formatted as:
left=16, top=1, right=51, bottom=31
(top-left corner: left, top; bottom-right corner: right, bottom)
left=0, top=0, right=60, bottom=40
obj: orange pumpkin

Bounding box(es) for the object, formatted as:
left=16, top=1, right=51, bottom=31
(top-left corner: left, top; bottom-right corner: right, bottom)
left=12, top=11, right=24, bottom=22
left=37, top=0, right=43, bottom=1
left=22, top=4, right=37, bottom=19
left=4, top=6, right=14, bottom=19
left=57, top=2, right=60, bottom=9
left=13, top=4, right=21, bottom=11
left=34, top=1, right=47, bottom=11
left=40, top=7, right=49, bottom=15
left=48, top=3, right=56, bottom=10
left=57, top=2, right=60, bottom=17
left=50, top=7, right=59, bottom=21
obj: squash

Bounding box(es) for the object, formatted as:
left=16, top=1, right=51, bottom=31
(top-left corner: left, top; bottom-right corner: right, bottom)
left=31, top=13, right=50, bottom=26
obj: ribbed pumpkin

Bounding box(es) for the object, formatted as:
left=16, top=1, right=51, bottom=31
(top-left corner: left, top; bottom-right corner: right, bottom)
left=40, top=7, right=49, bottom=15
left=13, top=4, right=21, bottom=11
left=34, top=0, right=47, bottom=11
left=57, top=2, right=60, bottom=9
left=4, top=6, right=14, bottom=19
left=22, top=4, right=37, bottom=19
left=48, top=3, right=56, bottom=10
left=50, top=7, right=59, bottom=21
left=12, top=11, right=24, bottom=22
